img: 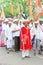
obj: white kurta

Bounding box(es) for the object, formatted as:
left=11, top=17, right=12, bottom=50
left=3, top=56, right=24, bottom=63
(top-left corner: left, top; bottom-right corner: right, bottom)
left=39, top=25, right=43, bottom=45
left=6, top=26, right=13, bottom=48
left=11, top=23, right=16, bottom=45
left=13, top=24, right=20, bottom=37
left=12, top=24, right=16, bottom=38
left=30, top=26, right=40, bottom=40
left=2, top=24, right=9, bottom=45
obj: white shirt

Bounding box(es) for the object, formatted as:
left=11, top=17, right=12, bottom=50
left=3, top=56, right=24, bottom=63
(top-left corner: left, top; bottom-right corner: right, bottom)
left=11, top=23, right=16, bottom=37
left=31, top=26, right=40, bottom=39
left=2, top=23, right=9, bottom=37
left=15, top=24, right=20, bottom=37
left=13, top=24, right=20, bottom=37
left=6, top=25, right=13, bottom=40
left=39, top=25, right=43, bottom=40
left=29, top=23, right=33, bottom=29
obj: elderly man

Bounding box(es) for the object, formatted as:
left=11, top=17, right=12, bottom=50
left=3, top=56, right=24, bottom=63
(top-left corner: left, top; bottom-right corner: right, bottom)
left=6, top=21, right=13, bottom=53
left=31, top=21, right=41, bottom=55
left=40, top=24, right=43, bottom=52
left=20, top=20, right=32, bottom=59
left=12, top=19, right=20, bottom=52
left=39, top=20, right=43, bottom=53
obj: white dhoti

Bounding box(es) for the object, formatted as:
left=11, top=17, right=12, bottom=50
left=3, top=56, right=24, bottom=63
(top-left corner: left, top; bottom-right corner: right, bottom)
left=7, top=40, right=13, bottom=48
left=22, top=50, right=29, bottom=58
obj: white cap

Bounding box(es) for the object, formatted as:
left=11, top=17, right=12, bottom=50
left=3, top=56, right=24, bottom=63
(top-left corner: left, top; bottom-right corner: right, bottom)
left=4, top=18, right=9, bottom=22
left=8, top=21, right=12, bottom=24
left=34, top=22, right=38, bottom=24
left=34, top=20, right=39, bottom=24
left=8, top=18, right=13, bottom=21
left=13, top=19, right=18, bottom=22
left=39, top=19, right=43, bottom=21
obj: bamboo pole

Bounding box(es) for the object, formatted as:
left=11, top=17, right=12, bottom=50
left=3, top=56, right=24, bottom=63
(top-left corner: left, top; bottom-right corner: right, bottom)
left=9, top=2, right=14, bottom=15
left=1, top=7, right=5, bottom=19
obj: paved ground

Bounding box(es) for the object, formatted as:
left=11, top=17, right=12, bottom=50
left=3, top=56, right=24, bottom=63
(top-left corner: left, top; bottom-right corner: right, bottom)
left=0, top=47, right=43, bottom=65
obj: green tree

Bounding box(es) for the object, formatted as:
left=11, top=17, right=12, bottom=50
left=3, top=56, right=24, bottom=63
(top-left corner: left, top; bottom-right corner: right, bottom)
left=0, top=0, right=43, bottom=18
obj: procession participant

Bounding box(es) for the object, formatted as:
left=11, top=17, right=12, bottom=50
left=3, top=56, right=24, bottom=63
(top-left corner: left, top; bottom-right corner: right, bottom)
left=40, top=24, right=43, bottom=51
left=12, top=19, right=17, bottom=48
left=30, top=22, right=35, bottom=47
left=39, top=21, right=43, bottom=53
left=0, top=18, right=5, bottom=47
left=32, top=21, right=41, bottom=55
left=6, top=21, right=13, bottom=53
left=8, top=18, right=14, bottom=48
left=39, top=19, right=43, bottom=25
left=2, top=18, right=9, bottom=48
left=20, top=20, right=32, bottom=59
left=12, top=19, right=20, bottom=52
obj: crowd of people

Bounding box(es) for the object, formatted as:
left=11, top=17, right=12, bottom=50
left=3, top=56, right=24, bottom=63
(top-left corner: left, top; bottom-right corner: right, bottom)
left=0, top=17, right=43, bottom=59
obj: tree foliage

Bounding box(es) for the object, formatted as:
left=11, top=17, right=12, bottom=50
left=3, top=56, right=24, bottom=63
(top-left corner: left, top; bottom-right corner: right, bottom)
left=0, top=0, right=43, bottom=18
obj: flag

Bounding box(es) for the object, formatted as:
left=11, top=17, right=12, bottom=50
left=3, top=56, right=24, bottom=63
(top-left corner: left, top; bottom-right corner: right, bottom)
left=34, top=12, right=38, bottom=21
left=1, top=8, right=5, bottom=19
left=17, top=4, right=21, bottom=15
left=35, top=0, right=41, bottom=8
left=27, top=0, right=32, bottom=18
left=34, top=0, right=41, bottom=21
left=35, top=0, right=41, bottom=14
left=39, top=5, right=43, bottom=16
left=29, top=4, right=32, bottom=17
left=27, top=0, right=31, bottom=6
left=10, top=2, right=13, bottom=15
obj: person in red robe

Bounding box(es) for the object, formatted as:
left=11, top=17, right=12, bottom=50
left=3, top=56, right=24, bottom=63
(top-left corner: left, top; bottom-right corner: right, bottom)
left=20, top=20, right=32, bottom=59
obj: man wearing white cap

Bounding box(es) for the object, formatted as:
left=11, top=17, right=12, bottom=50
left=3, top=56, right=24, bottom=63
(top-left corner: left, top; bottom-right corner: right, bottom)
left=39, top=22, right=43, bottom=53
left=12, top=19, right=20, bottom=52
left=39, top=19, right=43, bottom=25
left=12, top=19, right=17, bottom=48
left=31, top=21, right=41, bottom=55
left=6, top=21, right=13, bottom=53
left=2, top=18, right=9, bottom=48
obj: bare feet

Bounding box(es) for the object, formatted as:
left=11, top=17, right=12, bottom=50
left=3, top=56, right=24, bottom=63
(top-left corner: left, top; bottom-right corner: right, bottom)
left=25, top=56, right=31, bottom=58
left=7, top=51, right=9, bottom=54
left=22, top=57, right=25, bottom=59
left=34, top=53, right=36, bottom=56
